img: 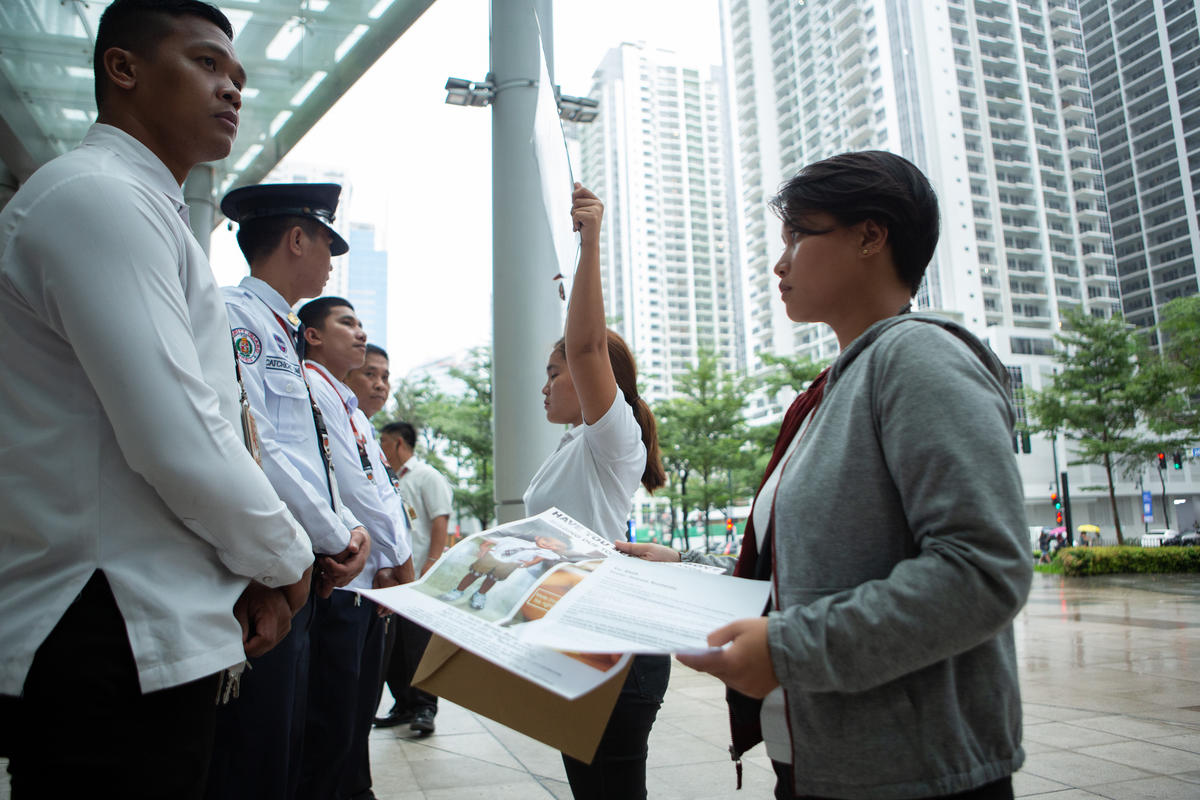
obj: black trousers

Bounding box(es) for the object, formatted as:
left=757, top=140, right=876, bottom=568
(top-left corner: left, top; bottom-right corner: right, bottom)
left=5, top=571, right=220, bottom=799
left=772, top=763, right=1014, bottom=800
left=382, top=614, right=438, bottom=714
left=337, top=602, right=388, bottom=800
left=562, top=654, right=670, bottom=800
left=296, top=589, right=371, bottom=800
left=206, top=593, right=314, bottom=800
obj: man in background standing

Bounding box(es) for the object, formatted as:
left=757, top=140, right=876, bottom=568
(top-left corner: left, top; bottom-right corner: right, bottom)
left=375, top=420, right=454, bottom=736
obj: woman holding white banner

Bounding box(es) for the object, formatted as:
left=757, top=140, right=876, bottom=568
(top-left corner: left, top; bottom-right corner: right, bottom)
left=616, top=151, right=1029, bottom=800
left=523, top=183, right=668, bottom=800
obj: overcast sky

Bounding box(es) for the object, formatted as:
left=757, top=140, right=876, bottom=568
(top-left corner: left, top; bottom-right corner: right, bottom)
left=209, top=0, right=723, bottom=376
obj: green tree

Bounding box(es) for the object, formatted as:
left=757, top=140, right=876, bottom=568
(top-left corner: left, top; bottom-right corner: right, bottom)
left=653, top=352, right=752, bottom=552
left=1148, top=295, right=1200, bottom=440
left=757, top=351, right=828, bottom=402
left=1025, top=309, right=1157, bottom=544
left=382, top=373, right=451, bottom=474
left=655, top=399, right=690, bottom=548
left=379, top=348, right=494, bottom=531
left=745, top=352, right=830, bottom=490
left=421, top=347, right=494, bottom=531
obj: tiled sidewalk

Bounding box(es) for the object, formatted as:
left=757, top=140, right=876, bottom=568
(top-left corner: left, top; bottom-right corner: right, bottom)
left=3, top=572, right=1198, bottom=798
left=363, top=573, right=1200, bottom=799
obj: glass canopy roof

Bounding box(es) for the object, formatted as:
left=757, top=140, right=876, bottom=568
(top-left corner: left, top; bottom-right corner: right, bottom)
left=0, top=0, right=435, bottom=197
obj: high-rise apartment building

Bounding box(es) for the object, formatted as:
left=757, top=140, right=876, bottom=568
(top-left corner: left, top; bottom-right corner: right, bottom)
left=346, top=222, right=389, bottom=345
left=724, top=0, right=1121, bottom=385
left=720, top=0, right=1139, bottom=524
left=577, top=43, right=743, bottom=401
left=1079, top=0, right=1200, bottom=329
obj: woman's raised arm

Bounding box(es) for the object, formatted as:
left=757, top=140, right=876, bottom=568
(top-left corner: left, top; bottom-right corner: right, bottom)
left=564, top=183, right=619, bottom=424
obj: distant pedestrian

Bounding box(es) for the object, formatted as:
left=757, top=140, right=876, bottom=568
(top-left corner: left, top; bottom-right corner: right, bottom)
left=375, top=420, right=454, bottom=736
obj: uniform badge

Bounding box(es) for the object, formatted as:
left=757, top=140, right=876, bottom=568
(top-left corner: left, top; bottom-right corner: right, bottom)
left=273, top=333, right=289, bottom=353
left=232, top=328, right=262, bottom=364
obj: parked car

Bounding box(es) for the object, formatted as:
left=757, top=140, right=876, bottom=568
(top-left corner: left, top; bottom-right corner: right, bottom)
left=1180, top=530, right=1200, bottom=547
left=1140, top=528, right=1180, bottom=548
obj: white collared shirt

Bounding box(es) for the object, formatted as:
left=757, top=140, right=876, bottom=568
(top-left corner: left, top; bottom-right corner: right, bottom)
left=523, top=394, right=646, bottom=542
left=222, top=276, right=359, bottom=555
left=304, top=360, right=410, bottom=588
left=395, top=457, right=454, bottom=567
left=0, top=124, right=314, bottom=694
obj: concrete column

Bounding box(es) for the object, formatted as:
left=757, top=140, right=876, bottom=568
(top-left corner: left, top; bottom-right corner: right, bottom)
left=490, top=0, right=565, bottom=523
left=183, top=164, right=218, bottom=255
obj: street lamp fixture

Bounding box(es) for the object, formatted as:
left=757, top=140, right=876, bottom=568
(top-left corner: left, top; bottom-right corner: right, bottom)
left=442, top=74, right=599, bottom=124
left=444, top=75, right=494, bottom=107
left=557, top=92, right=599, bottom=123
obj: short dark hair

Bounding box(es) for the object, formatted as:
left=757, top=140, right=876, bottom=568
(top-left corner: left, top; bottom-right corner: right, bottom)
left=365, top=343, right=389, bottom=361
left=768, top=151, right=940, bottom=296
left=380, top=421, right=416, bottom=450
left=297, top=296, right=354, bottom=331
left=236, top=216, right=326, bottom=266
left=94, top=0, right=233, bottom=108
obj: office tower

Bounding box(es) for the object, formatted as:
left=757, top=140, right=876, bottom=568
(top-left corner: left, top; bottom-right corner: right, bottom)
left=1079, top=0, right=1200, bottom=329
left=577, top=42, right=743, bottom=401
left=346, top=222, right=388, bottom=345
left=721, top=0, right=1122, bottom=410
left=721, top=0, right=1136, bottom=525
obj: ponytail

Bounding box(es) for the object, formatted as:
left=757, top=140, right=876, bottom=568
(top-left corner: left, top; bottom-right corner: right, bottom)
left=629, top=394, right=666, bottom=492
left=606, top=332, right=665, bottom=492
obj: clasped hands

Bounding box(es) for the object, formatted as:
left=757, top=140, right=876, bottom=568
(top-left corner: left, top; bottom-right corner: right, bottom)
left=234, top=526, right=371, bottom=657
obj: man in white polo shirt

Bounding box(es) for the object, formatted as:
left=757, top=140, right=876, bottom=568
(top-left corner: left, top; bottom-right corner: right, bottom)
left=375, top=420, right=454, bottom=736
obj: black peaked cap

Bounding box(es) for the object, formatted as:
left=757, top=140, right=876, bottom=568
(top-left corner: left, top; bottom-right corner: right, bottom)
left=221, top=182, right=350, bottom=256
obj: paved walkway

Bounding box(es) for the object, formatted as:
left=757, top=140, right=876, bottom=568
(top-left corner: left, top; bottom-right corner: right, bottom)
left=4, top=573, right=1199, bottom=798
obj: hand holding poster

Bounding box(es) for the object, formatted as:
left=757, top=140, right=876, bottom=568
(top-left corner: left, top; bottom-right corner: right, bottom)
left=358, top=508, right=770, bottom=699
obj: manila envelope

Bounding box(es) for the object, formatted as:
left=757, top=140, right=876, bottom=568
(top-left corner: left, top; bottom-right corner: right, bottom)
left=412, top=634, right=631, bottom=764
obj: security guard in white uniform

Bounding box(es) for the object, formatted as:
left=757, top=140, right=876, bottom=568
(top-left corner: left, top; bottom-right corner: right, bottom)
left=207, top=183, right=370, bottom=800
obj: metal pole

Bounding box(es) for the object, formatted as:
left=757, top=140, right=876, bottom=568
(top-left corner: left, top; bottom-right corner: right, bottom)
left=490, top=0, right=565, bottom=524
left=183, top=164, right=218, bottom=256
left=1060, top=471, right=1073, bottom=546
left=1051, top=431, right=1062, bottom=501
left=1139, top=472, right=1148, bottom=534
left=1158, top=465, right=1170, bottom=527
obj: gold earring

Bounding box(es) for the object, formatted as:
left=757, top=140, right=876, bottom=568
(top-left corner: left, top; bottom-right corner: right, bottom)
left=861, top=248, right=870, bottom=255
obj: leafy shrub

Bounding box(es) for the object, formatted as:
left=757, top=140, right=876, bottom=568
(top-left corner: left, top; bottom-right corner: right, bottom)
left=1056, top=546, right=1200, bottom=576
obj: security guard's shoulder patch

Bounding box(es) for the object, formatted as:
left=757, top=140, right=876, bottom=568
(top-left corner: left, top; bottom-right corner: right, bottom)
left=232, top=328, right=262, bottom=364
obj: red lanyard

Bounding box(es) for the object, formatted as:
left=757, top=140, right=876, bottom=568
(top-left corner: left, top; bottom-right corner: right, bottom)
left=304, top=362, right=376, bottom=482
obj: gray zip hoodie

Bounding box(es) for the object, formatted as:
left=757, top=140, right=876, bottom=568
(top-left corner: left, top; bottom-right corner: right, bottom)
left=764, top=314, right=1030, bottom=799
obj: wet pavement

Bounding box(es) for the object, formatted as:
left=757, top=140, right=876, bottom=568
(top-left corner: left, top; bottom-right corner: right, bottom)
left=3, top=572, right=1198, bottom=798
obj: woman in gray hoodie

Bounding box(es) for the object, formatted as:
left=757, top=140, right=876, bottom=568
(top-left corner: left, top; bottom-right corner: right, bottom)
left=618, top=151, right=1030, bottom=800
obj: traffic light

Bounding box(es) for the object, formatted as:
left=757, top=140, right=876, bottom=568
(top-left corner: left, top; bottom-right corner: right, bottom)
left=725, top=518, right=734, bottom=534
left=1157, top=452, right=1167, bottom=470
left=1051, top=492, right=1062, bottom=525
left=1173, top=451, right=1184, bottom=470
